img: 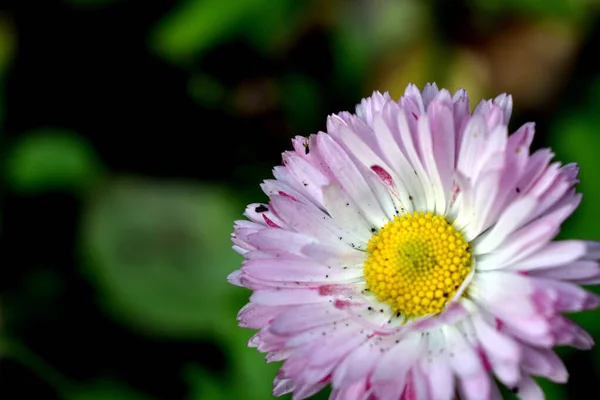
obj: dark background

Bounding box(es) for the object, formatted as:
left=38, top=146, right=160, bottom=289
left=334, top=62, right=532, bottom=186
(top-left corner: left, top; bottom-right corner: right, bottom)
left=0, top=0, right=599, bottom=399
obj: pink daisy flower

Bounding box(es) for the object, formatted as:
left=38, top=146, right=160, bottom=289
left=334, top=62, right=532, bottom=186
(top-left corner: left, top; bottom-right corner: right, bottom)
left=228, top=83, right=600, bottom=400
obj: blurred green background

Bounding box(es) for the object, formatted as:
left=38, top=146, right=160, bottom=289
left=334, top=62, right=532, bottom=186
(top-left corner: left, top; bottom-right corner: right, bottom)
left=0, top=0, right=600, bottom=399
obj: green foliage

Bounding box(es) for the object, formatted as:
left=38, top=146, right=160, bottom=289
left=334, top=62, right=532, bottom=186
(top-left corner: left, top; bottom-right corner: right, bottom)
left=81, top=178, right=244, bottom=338
left=469, top=0, right=584, bottom=17
left=4, top=128, right=103, bottom=194
left=149, top=0, right=294, bottom=65
left=548, top=77, right=600, bottom=337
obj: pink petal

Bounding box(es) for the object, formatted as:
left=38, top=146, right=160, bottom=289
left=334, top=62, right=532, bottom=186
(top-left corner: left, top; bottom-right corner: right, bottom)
left=427, top=90, right=455, bottom=209
left=269, top=195, right=366, bottom=249
left=270, top=303, right=346, bottom=335
left=330, top=380, right=371, bottom=400
left=521, top=345, right=568, bottom=383
left=237, top=303, right=288, bottom=329
left=421, top=82, right=440, bottom=109
left=322, top=183, right=374, bottom=242
left=530, top=260, right=600, bottom=283
left=280, top=151, right=331, bottom=207
left=472, top=314, right=521, bottom=385
left=513, top=375, right=544, bottom=400
left=332, top=341, right=380, bottom=387
left=452, top=88, right=470, bottom=155
left=548, top=315, right=594, bottom=349
left=474, top=196, right=538, bottom=254
left=457, top=115, right=488, bottom=180
left=243, top=257, right=362, bottom=283
left=493, top=93, right=513, bottom=124
left=250, top=288, right=330, bottom=306
left=371, top=334, right=425, bottom=400
left=509, top=240, right=587, bottom=270
left=355, top=91, right=393, bottom=128
left=420, top=356, right=454, bottom=400
left=314, top=132, right=388, bottom=227
left=395, top=106, right=436, bottom=211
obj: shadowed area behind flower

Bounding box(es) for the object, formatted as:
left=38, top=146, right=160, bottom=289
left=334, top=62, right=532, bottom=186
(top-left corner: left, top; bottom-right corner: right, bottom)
left=0, top=0, right=599, bottom=399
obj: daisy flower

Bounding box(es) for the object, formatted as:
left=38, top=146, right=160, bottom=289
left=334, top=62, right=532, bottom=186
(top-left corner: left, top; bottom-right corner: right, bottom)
left=228, top=83, right=600, bottom=400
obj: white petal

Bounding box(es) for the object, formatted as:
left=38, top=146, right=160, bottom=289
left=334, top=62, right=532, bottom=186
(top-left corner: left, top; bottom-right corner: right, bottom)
left=474, top=196, right=538, bottom=255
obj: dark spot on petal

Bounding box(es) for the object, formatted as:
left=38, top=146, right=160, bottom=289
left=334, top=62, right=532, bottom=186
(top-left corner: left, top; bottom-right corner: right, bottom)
left=510, top=387, right=519, bottom=394
left=371, top=165, right=395, bottom=188
left=408, top=195, right=413, bottom=200
left=516, top=187, right=521, bottom=193
left=346, top=202, right=350, bottom=206
left=371, top=228, right=376, bottom=233
left=367, top=306, right=372, bottom=310
left=255, top=205, right=268, bottom=213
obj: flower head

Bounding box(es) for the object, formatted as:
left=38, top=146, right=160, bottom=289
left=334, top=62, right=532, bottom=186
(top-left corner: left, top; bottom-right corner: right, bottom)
left=228, top=83, right=600, bottom=399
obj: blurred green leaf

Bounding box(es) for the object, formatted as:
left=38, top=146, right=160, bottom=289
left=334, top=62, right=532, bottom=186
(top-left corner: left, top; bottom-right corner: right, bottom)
left=67, top=380, right=151, bottom=400
left=5, top=128, right=103, bottom=194
left=235, top=0, right=297, bottom=55
left=150, top=0, right=271, bottom=65
left=185, top=364, right=240, bottom=400
left=549, top=76, right=600, bottom=333
left=470, top=0, right=584, bottom=17
left=537, top=378, right=568, bottom=400
left=81, top=178, right=244, bottom=338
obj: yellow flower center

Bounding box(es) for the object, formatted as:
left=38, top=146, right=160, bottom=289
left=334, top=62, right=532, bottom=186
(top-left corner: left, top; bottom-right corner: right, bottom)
left=363, top=212, right=473, bottom=320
